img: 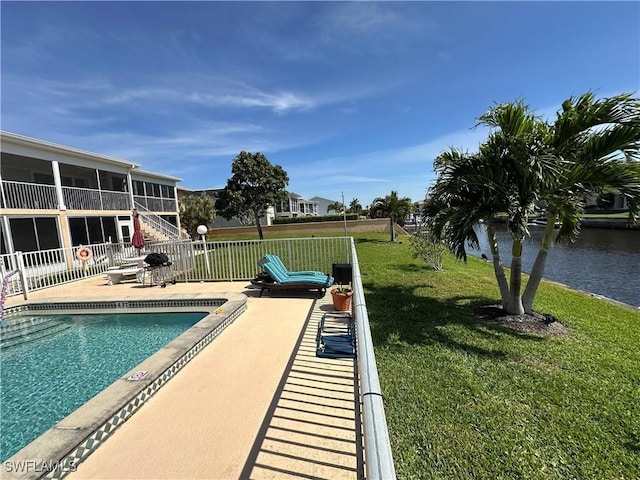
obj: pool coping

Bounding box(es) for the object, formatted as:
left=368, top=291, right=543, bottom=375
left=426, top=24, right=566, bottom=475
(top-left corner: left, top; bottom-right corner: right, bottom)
left=1, top=293, right=247, bottom=480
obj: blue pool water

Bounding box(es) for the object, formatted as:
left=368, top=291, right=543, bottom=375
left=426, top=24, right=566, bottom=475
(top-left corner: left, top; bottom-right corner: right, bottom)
left=0, top=311, right=207, bottom=461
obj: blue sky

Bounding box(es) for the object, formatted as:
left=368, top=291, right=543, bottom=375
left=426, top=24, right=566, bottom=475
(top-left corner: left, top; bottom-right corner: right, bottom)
left=2, top=1, right=639, bottom=208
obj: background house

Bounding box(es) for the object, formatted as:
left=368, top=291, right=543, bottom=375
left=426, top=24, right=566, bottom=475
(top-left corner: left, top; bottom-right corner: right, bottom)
left=275, top=192, right=319, bottom=218
left=309, top=196, right=338, bottom=216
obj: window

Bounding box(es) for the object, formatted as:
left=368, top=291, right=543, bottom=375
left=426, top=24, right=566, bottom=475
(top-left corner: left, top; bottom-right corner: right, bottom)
left=69, top=216, right=119, bottom=245
left=69, top=218, right=89, bottom=246
left=102, top=217, right=118, bottom=243
left=9, top=219, right=38, bottom=252
left=146, top=182, right=159, bottom=197
left=87, top=217, right=103, bottom=244
left=33, top=172, right=54, bottom=185
left=62, top=176, right=90, bottom=188
left=9, top=217, right=60, bottom=252
left=35, top=218, right=60, bottom=250
left=134, top=181, right=145, bottom=196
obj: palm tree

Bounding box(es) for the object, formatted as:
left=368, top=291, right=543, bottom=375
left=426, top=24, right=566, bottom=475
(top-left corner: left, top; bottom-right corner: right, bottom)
left=522, top=92, right=640, bottom=312
left=369, top=190, right=413, bottom=242
left=425, top=148, right=511, bottom=309
left=348, top=198, right=362, bottom=215
left=425, top=92, right=640, bottom=316
left=426, top=100, right=553, bottom=314
left=326, top=201, right=344, bottom=214
left=475, top=101, right=552, bottom=314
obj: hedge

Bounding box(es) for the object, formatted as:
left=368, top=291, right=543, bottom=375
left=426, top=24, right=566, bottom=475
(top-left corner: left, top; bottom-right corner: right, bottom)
left=272, top=214, right=360, bottom=224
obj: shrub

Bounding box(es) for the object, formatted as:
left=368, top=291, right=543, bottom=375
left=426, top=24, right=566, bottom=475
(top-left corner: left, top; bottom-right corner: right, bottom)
left=273, top=214, right=359, bottom=224
left=409, top=227, right=446, bottom=271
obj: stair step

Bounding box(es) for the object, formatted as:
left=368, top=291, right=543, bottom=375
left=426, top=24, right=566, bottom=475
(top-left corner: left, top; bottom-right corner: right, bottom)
left=0, top=316, right=72, bottom=350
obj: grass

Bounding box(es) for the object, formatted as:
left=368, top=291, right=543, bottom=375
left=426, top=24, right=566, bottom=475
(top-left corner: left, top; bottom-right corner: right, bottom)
left=581, top=212, right=631, bottom=218
left=354, top=234, right=639, bottom=479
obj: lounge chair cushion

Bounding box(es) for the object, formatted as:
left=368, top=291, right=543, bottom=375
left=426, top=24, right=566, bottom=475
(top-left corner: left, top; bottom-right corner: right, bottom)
left=264, top=254, right=326, bottom=276
left=262, top=262, right=333, bottom=286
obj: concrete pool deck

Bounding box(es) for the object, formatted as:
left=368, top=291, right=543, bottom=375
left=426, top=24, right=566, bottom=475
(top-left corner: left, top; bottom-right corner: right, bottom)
left=3, top=277, right=362, bottom=479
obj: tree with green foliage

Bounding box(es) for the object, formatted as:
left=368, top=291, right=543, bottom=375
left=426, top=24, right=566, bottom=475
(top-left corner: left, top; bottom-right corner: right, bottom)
left=425, top=92, right=640, bottom=315
left=369, top=190, right=413, bottom=242
left=179, top=193, right=216, bottom=240
left=521, top=92, right=640, bottom=313
left=347, top=198, right=362, bottom=215
left=326, top=201, right=345, bottom=214
left=215, top=151, right=289, bottom=240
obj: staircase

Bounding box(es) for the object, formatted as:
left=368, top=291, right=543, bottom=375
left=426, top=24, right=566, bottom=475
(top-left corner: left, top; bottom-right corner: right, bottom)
left=134, top=202, right=191, bottom=242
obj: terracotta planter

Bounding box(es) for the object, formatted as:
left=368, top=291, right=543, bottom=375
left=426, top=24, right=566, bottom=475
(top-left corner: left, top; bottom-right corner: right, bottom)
left=331, top=289, right=353, bottom=312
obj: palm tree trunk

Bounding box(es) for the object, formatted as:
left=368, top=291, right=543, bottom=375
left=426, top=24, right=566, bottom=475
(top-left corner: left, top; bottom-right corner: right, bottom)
left=522, top=211, right=557, bottom=313
left=390, top=218, right=396, bottom=242
left=486, top=221, right=510, bottom=310
left=507, top=239, right=525, bottom=314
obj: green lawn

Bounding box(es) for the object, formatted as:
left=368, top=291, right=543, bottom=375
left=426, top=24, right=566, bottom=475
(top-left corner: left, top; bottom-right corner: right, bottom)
left=355, top=234, right=639, bottom=479
left=581, top=211, right=631, bottom=219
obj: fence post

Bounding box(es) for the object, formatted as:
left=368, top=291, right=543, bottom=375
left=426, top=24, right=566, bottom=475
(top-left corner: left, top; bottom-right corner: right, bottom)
left=16, top=252, right=29, bottom=300
left=286, top=239, right=293, bottom=269
left=227, top=245, right=234, bottom=281
left=106, top=241, right=114, bottom=266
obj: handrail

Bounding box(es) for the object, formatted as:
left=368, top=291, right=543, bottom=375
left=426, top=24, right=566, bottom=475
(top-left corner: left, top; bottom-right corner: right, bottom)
left=134, top=201, right=190, bottom=240
left=1, top=180, right=59, bottom=209
left=351, top=237, right=397, bottom=480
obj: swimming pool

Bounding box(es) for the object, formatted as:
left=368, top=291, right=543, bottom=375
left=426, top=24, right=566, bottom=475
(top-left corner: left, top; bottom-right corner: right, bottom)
left=0, top=295, right=246, bottom=478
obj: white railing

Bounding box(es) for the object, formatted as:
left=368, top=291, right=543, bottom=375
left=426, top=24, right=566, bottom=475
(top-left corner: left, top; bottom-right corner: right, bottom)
left=1, top=237, right=351, bottom=295
left=62, top=186, right=103, bottom=210
left=182, top=236, right=351, bottom=282
left=135, top=202, right=190, bottom=240
left=351, top=237, right=397, bottom=479
left=1, top=181, right=59, bottom=209
left=63, top=186, right=131, bottom=211
left=134, top=195, right=176, bottom=212
left=100, top=190, right=131, bottom=210
left=1, top=181, right=176, bottom=213
left=0, top=240, right=193, bottom=297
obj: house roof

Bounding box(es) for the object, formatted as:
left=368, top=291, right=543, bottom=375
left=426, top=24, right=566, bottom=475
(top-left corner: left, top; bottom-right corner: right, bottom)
left=309, top=196, right=337, bottom=203
left=2, top=130, right=182, bottom=183
left=1, top=131, right=140, bottom=169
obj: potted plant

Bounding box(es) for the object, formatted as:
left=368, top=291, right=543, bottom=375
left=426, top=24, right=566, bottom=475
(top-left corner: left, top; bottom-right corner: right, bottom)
left=331, top=284, right=353, bottom=312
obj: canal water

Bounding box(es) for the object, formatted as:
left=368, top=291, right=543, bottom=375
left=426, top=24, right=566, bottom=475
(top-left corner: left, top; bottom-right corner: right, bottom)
left=470, top=224, right=640, bottom=308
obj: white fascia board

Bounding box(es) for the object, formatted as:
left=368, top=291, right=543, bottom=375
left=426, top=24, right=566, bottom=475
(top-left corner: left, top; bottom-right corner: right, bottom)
left=1, top=131, right=139, bottom=174
left=131, top=169, right=182, bottom=184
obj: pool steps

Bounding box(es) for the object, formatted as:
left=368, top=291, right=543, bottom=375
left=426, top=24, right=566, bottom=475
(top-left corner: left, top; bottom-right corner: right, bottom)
left=0, top=315, right=72, bottom=350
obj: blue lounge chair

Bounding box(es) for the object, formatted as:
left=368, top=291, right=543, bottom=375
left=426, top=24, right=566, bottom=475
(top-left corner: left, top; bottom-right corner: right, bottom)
left=263, top=254, right=326, bottom=276
left=251, top=255, right=334, bottom=297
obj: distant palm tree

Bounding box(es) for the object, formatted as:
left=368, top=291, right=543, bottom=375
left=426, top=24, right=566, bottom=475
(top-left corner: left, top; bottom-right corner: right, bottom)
left=369, top=190, right=413, bottom=242
left=348, top=198, right=362, bottom=215
left=327, top=201, right=344, bottom=214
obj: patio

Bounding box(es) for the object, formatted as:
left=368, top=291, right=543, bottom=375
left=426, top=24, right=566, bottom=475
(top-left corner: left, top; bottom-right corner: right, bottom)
left=3, top=276, right=363, bottom=479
